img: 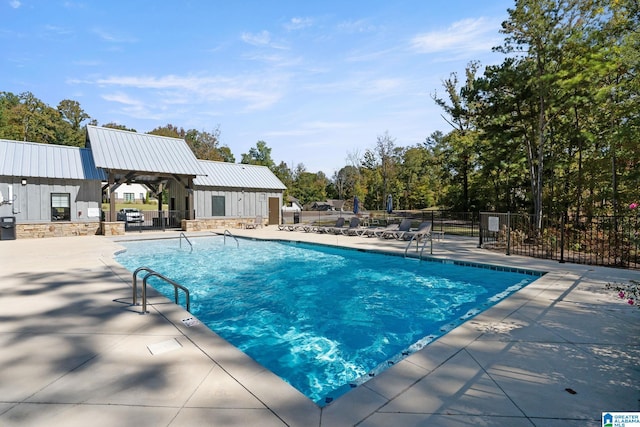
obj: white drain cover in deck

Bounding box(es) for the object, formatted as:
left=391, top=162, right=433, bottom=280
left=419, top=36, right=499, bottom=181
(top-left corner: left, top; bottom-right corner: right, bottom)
left=182, top=317, right=200, bottom=327
left=147, top=338, right=182, bottom=355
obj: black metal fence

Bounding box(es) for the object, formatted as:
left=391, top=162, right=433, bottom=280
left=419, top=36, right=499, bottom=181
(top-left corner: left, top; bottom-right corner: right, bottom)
left=479, top=212, right=640, bottom=269
left=102, top=209, right=187, bottom=231
left=393, top=210, right=479, bottom=237
left=282, top=210, right=479, bottom=237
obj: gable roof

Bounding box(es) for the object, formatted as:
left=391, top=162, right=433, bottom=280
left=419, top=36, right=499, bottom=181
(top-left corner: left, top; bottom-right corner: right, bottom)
left=0, top=139, right=106, bottom=181
left=86, top=125, right=206, bottom=176
left=193, top=160, right=286, bottom=190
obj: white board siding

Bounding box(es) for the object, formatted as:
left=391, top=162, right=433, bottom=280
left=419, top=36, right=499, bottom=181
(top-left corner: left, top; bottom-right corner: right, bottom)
left=0, top=177, right=101, bottom=223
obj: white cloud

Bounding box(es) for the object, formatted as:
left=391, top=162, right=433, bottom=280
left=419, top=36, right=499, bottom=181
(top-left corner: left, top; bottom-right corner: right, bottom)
left=93, top=73, right=285, bottom=112
left=284, top=17, right=313, bottom=31
left=337, top=19, right=377, bottom=33
left=241, top=30, right=288, bottom=50
left=241, top=30, right=271, bottom=46
left=411, top=17, right=501, bottom=55
left=364, top=78, right=403, bottom=95
left=9, top=0, right=21, bottom=9
left=101, top=91, right=142, bottom=106
left=101, top=92, right=162, bottom=120
left=92, top=28, right=137, bottom=43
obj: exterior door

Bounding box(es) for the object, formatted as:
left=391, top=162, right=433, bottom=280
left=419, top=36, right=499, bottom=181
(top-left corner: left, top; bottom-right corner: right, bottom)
left=268, top=197, right=280, bottom=225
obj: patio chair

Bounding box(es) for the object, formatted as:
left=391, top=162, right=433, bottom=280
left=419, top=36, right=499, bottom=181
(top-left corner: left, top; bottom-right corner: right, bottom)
left=292, top=221, right=318, bottom=232
left=363, top=223, right=398, bottom=238
left=380, top=218, right=412, bottom=239
left=337, top=217, right=366, bottom=236
left=317, top=217, right=345, bottom=233
left=244, top=215, right=263, bottom=229
left=401, top=221, right=432, bottom=241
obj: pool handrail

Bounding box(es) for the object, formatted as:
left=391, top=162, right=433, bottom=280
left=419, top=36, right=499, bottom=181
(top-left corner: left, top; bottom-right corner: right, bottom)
left=132, top=267, right=191, bottom=314
left=419, top=235, right=433, bottom=259
left=132, top=266, right=155, bottom=306
left=403, top=232, right=433, bottom=259
left=179, top=232, right=193, bottom=252
left=223, top=229, right=239, bottom=248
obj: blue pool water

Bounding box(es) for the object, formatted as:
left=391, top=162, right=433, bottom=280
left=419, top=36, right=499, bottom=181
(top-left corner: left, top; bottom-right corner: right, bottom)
left=115, top=236, right=543, bottom=405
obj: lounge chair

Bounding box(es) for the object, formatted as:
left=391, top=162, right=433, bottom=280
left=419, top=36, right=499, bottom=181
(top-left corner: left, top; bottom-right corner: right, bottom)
left=317, top=217, right=345, bottom=233
left=363, top=223, right=398, bottom=238
left=337, top=217, right=365, bottom=236
left=401, top=221, right=432, bottom=241
left=292, top=222, right=318, bottom=232
left=244, top=215, right=263, bottom=229
left=380, top=218, right=412, bottom=239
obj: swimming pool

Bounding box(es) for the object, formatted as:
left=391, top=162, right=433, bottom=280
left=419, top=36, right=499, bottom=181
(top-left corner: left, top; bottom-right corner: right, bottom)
left=115, top=236, right=543, bottom=405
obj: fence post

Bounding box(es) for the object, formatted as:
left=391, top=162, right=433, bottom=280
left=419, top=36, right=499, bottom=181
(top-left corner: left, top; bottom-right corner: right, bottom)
left=506, top=212, right=511, bottom=256
left=559, top=212, right=566, bottom=263
left=478, top=219, right=483, bottom=248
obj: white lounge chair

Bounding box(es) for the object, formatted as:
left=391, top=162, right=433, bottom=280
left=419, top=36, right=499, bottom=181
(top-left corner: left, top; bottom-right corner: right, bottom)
left=338, top=217, right=366, bottom=236
left=380, top=218, right=412, bottom=239
left=244, top=215, right=263, bottom=229
left=317, top=217, right=345, bottom=233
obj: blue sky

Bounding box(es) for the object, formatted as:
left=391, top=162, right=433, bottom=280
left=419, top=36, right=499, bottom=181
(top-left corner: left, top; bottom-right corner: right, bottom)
left=2, top=0, right=513, bottom=175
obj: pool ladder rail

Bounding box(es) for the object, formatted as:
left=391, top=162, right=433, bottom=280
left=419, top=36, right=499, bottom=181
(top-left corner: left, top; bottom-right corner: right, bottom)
left=223, top=229, right=239, bottom=248
left=179, top=232, right=193, bottom=252
left=404, top=232, right=433, bottom=260
left=132, top=267, right=191, bottom=314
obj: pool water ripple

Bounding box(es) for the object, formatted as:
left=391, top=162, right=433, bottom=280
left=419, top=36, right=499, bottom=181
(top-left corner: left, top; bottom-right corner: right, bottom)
left=116, top=236, right=542, bottom=405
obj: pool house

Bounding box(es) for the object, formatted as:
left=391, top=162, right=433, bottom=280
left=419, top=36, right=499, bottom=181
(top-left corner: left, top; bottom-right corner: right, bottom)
left=0, top=125, right=286, bottom=239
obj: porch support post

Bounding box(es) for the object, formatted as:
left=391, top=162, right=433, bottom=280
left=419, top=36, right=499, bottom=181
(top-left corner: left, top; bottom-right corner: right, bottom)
left=109, top=173, right=116, bottom=222
left=187, top=177, right=194, bottom=220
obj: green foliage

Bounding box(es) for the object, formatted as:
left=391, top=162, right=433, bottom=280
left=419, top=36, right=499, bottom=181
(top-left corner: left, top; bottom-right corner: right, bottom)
left=148, top=124, right=234, bottom=162
left=290, top=170, right=328, bottom=205
left=241, top=140, right=275, bottom=169
left=2, top=0, right=637, bottom=217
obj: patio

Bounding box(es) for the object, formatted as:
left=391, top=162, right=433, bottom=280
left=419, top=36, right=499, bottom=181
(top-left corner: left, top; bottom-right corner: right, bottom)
left=0, top=228, right=637, bottom=426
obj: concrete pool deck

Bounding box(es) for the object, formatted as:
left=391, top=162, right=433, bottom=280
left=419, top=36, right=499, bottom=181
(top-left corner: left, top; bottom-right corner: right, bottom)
left=0, top=227, right=638, bottom=426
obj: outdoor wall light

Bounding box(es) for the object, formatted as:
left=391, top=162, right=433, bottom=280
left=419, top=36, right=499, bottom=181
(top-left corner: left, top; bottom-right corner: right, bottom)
left=20, top=178, right=27, bottom=186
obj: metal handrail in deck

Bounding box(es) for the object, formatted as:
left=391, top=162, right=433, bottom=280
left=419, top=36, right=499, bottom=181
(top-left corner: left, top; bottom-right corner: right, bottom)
left=404, top=233, right=433, bottom=258
left=132, top=266, right=155, bottom=306
left=132, top=267, right=191, bottom=314
left=179, top=232, right=193, bottom=252
left=223, top=229, right=239, bottom=248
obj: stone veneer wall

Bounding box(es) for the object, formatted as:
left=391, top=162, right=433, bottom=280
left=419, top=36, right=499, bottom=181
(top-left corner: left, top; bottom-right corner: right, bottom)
left=16, top=222, right=102, bottom=239
left=101, top=222, right=126, bottom=236
left=182, top=218, right=262, bottom=232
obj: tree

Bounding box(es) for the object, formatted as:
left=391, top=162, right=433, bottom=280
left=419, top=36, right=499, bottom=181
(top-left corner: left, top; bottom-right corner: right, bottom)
left=241, top=140, right=275, bottom=169
left=56, top=99, right=91, bottom=146
left=0, top=91, right=23, bottom=141
left=102, top=122, right=137, bottom=132
left=291, top=170, right=328, bottom=205
left=494, top=0, right=590, bottom=227
left=184, top=127, right=234, bottom=162
left=333, top=165, right=360, bottom=201
left=149, top=124, right=235, bottom=161
left=57, top=99, right=90, bottom=130
left=432, top=62, right=480, bottom=211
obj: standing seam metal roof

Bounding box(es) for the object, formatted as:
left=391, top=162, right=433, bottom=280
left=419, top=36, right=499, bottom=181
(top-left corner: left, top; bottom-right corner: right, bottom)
left=194, top=160, right=286, bottom=190
left=0, top=139, right=106, bottom=180
left=86, top=125, right=207, bottom=176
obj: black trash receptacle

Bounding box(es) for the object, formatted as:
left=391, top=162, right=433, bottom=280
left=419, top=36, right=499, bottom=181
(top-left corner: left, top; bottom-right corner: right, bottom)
left=0, top=216, right=16, bottom=240
left=293, top=211, right=300, bottom=224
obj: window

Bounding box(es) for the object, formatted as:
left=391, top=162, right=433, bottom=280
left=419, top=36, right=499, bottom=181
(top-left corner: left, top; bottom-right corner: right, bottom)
left=212, top=196, right=225, bottom=216
left=51, top=193, right=71, bottom=221
left=124, top=192, right=135, bottom=202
